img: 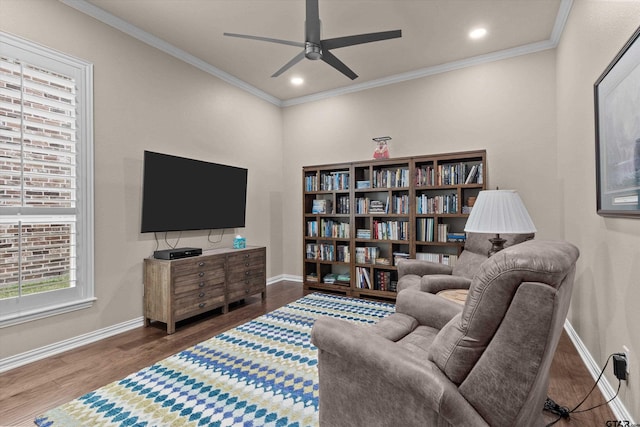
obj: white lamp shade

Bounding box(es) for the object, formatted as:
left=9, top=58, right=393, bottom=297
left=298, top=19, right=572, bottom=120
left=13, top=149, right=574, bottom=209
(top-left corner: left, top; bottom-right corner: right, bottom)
left=464, top=190, right=536, bottom=234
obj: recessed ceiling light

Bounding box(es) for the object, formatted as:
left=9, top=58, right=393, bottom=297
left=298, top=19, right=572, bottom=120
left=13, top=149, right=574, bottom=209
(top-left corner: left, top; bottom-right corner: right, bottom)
left=469, top=28, right=487, bottom=40
left=290, top=77, right=304, bottom=86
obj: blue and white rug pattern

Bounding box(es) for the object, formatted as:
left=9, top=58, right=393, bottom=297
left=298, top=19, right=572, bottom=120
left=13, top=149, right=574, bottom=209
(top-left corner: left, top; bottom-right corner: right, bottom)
left=35, top=293, right=395, bottom=427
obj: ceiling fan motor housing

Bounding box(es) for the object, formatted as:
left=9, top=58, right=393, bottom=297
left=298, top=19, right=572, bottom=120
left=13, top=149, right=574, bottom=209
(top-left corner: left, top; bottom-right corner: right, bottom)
left=305, top=42, right=322, bottom=60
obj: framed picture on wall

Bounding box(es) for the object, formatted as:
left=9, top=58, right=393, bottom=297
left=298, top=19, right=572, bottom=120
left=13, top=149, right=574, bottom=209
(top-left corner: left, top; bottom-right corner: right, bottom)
left=594, top=25, right=640, bottom=217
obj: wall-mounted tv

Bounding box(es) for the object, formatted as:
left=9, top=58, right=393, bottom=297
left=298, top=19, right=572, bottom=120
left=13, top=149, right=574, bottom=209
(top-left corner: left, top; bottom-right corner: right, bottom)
left=141, top=151, right=247, bottom=233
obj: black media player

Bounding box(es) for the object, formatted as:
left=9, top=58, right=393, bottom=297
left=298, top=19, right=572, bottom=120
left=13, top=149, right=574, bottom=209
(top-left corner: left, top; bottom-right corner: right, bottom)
left=153, top=247, right=202, bottom=260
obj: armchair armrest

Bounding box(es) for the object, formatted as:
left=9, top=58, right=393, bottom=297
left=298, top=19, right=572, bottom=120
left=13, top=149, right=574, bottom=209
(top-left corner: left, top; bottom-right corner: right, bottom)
left=396, top=288, right=462, bottom=329
left=311, top=317, right=488, bottom=427
left=420, top=274, right=472, bottom=293
left=397, top=258, right=453, bottom=278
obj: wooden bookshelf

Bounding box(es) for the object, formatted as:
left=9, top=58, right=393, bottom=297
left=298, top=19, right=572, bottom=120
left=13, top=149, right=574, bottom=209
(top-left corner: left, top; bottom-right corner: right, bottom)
left=302, top=150, right=486, bottom=300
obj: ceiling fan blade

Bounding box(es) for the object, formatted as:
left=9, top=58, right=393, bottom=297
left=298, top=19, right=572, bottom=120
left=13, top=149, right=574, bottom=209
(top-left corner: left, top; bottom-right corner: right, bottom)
left=322, top=29, right=402, bottom=50
left=305, top=0, right=321, bottom=44
left=271, top=51, right=306, bottom=77
left=224, top=32, right=304, bottom=48
left=321, top=50, right=357, bottom=80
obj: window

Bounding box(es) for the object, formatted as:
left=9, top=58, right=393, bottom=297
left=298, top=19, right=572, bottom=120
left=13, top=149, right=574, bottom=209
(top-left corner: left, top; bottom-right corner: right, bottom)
left=0, top=32, right=94, bottom=327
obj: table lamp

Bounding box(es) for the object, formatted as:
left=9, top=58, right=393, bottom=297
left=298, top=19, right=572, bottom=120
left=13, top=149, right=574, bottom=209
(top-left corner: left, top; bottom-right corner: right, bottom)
left=464, top=190, right=536, bottom=256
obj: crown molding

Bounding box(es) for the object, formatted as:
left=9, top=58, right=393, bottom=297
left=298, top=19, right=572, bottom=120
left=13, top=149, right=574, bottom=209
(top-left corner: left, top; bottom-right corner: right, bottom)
left=283, top=0, right=573, bottom=107
left=58, top=0, right=282, bottom=107
left=281, top=39, right=557, bottom=107
left=59, top=0, right=573, bottom=108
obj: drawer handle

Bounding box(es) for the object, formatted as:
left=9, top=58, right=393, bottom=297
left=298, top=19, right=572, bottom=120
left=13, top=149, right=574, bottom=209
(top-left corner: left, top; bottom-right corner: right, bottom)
left=198, top=272, right=205, bottom=277
left=199, top=303, right=206, bottom=308
left=245, top=280, right=250, bottom=285
left=199, top=292, right=205, bottom=298
left=199, top=282, right=205, bottom=288
left=245, top=262, right=250, bottom=267
left=245, top=289, right=250, bottom=294
left=244, top=254, right=250, bottom=258
left=198, top=262, right=205, bottom=267
left=245, top=271, right=250, bottom=276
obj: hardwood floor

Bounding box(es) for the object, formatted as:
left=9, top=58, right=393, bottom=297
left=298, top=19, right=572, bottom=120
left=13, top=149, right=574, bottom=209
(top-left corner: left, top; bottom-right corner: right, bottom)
left=0, top=281, right=614, bottom=426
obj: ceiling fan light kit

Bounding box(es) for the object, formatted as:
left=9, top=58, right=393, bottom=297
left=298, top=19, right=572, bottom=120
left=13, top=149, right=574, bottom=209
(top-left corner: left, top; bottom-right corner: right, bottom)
left=224, top=0, right=402, bottom=80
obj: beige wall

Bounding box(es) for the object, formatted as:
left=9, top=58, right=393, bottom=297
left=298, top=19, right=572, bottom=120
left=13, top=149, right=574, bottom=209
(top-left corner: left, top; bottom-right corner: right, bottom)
left=0, top=0, right=283, bottom=359
left=2, top=0, right=639, bottom=420
left=282, top=49, right=559, bottom=276
left=557, top=0, right=640, bottom=419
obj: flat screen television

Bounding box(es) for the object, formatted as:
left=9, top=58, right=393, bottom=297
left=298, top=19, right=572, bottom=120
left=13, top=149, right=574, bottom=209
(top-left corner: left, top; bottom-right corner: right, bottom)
left=140, top=151, right=247, bottom=233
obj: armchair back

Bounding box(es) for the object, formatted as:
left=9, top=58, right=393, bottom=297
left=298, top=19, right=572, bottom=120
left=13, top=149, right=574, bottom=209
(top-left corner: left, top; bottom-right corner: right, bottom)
left=452, top=232, right=535, bottom=279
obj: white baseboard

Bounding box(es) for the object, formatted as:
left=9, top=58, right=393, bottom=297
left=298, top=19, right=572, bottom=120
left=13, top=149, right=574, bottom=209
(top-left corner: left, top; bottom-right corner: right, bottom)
left=0, top=275, right=296, bottom=373
left=564, top=320, right=635, bottom=423
left=0, top=316, right=144, bottom=373
left=266, top=274, right=302, bottom=284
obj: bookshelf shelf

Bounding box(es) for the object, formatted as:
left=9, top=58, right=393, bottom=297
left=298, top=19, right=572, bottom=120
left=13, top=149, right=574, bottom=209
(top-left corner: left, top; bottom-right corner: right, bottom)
left=302, top=149, right=486, bottom=300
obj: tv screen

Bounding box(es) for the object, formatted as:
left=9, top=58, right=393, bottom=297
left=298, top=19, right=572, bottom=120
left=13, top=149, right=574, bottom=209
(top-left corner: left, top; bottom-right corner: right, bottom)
left=141, top=151, right=247, bottom=233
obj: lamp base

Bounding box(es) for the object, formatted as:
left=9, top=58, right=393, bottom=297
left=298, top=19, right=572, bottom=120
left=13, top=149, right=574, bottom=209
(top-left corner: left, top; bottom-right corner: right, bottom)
left=488, top=234, right=507, bottom=257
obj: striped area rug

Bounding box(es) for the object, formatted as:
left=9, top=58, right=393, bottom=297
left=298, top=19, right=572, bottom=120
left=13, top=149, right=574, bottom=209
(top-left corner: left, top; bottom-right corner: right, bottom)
left=35, top=293, right=395, bottom=427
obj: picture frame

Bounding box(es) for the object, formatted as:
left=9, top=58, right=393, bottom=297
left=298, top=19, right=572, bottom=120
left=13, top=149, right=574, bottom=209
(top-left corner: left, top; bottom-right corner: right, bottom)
left=594, top=25, right=640, bottom=217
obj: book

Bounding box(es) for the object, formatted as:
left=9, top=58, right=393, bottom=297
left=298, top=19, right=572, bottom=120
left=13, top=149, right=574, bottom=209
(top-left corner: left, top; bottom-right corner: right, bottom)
left=312, top=199, right=332, bottom=214
left=464, top=164, right=478, bottom=184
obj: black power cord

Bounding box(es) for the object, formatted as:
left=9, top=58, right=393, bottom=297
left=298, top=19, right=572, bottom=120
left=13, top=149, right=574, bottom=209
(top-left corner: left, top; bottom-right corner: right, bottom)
left=544, top=353, right=623, bottom=426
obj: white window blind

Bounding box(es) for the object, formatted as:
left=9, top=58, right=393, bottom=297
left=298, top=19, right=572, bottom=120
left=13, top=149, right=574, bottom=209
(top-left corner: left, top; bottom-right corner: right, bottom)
left=0, top=32, right=94, bottom=327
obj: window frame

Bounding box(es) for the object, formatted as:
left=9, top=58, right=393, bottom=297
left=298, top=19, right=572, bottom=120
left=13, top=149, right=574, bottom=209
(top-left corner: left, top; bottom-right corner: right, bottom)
left=0, top=32, right=95, bottom=328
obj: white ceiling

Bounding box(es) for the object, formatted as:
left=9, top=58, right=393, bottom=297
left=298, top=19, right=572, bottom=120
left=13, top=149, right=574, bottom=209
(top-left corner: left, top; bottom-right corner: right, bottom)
left=63, top=0, right=571, bottom=106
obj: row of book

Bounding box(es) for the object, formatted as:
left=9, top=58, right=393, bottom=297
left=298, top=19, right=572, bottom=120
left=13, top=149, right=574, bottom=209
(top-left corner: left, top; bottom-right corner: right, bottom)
left=372, top=168, right=410, bottom=188
left=372, top=220, right=409, bottom=241
left=438, top=163, right=483, bottom=186
left=305, top=244, right=350, bottom=262
left=415, top=252, right=459, bottom=266
left=308, top=161, right=483, bottom=192
left=306, top=220, right=350, bottom=238
left=355, top=267, right=398, bottom=292
left=355, top=266, right=372, bottom=289
left=336, top=196, right=350, bottom=214
left=320, top=171, right=350, bottom=191
left=355, top=246, right=379, bottom=264
left=416, top=221, right=467, bottom=243
left=415, top=162, right=484, bottom=186
left=374, top=271, right=397, bottom=292
left=304, top=174, right=319, bottom=192
left=305, top=172, right=351, bottom=192
left=416, top=193, right=458, bottom=214
left=310, top=197, right=350, bottom=214
left=321, top=219, right=350, bottom=238
left=416, top=217, right=436, bottom=242
left=355, top=197, right=383, bottom=214
left=354, top=195, right=410, bottom=215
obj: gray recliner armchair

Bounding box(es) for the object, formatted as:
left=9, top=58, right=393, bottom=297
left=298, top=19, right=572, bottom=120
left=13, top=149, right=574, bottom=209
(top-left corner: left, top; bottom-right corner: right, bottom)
left=396, top=232, right=534, bottom=293
left=311, top=240, right=579, bottom=427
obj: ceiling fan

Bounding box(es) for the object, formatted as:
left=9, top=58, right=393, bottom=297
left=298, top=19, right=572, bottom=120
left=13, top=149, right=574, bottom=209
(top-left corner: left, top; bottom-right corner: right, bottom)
left=223, top=0, right=402, bottom=80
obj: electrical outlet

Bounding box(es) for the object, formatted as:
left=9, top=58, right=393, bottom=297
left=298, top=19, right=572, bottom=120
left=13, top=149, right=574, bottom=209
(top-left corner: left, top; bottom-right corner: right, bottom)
left=623, top=345, right=630, bottom=376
